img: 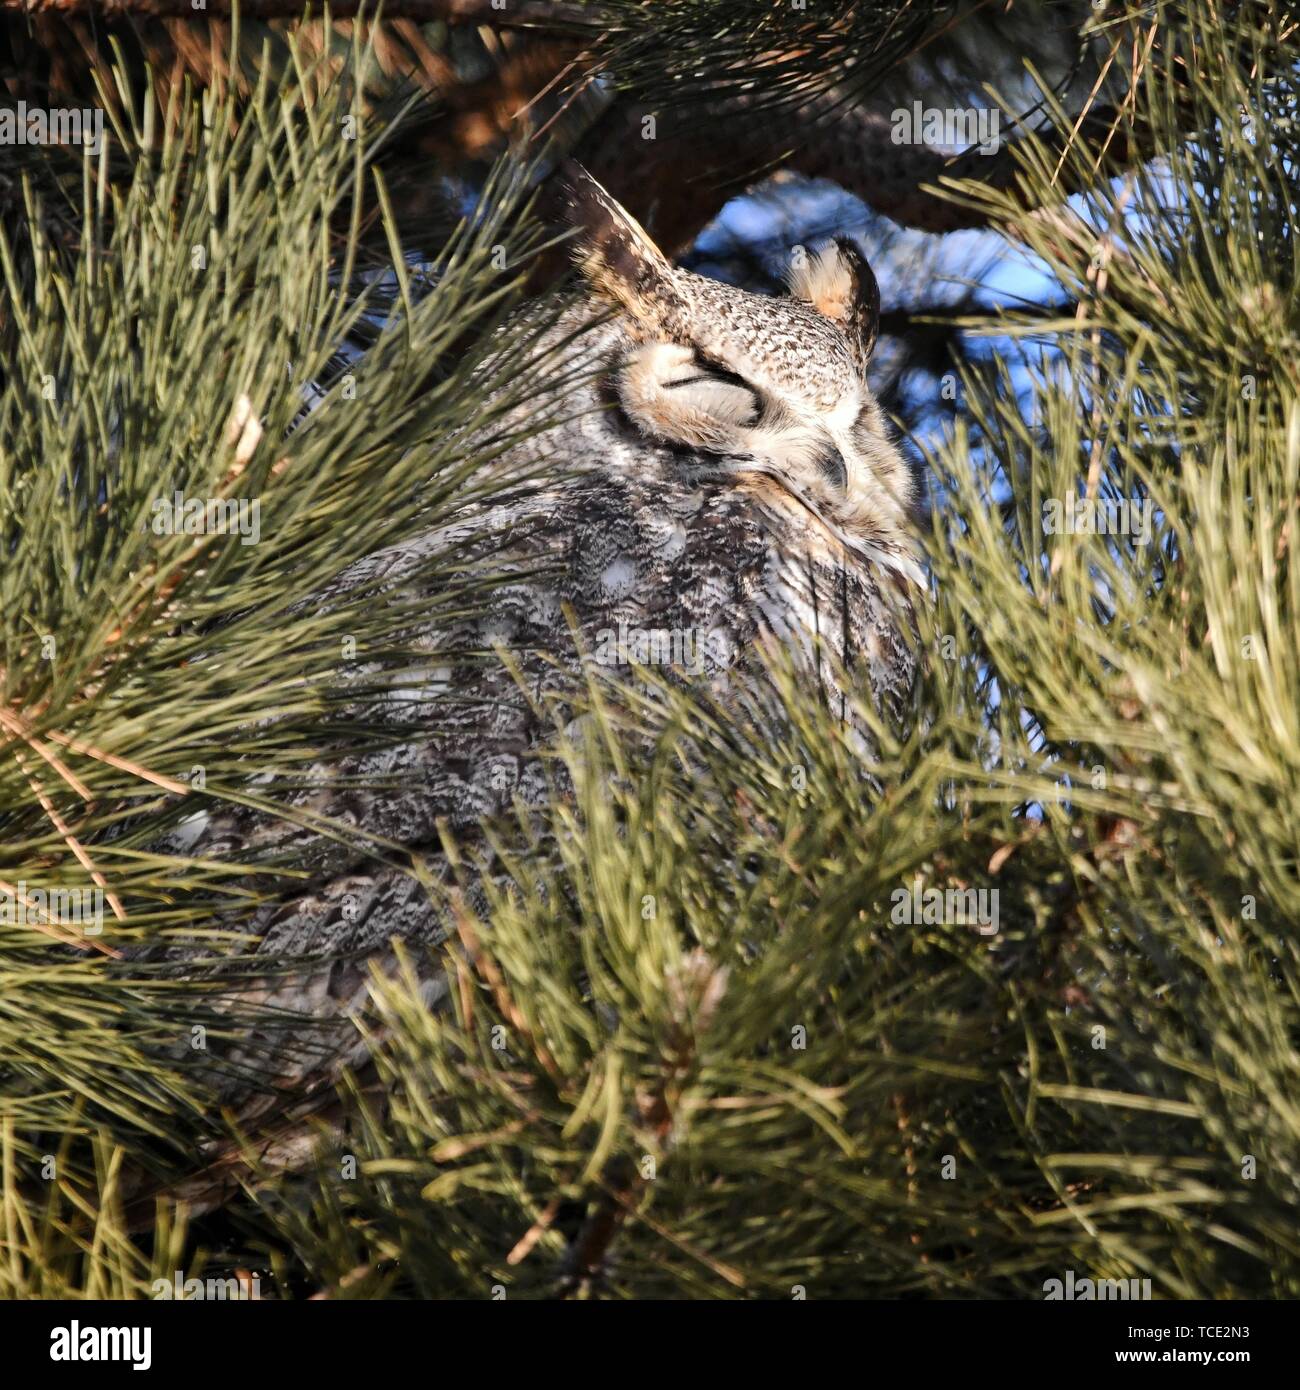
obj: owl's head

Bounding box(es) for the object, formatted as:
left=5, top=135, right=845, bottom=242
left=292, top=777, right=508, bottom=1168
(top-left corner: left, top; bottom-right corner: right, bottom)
left=561, top=163, right=918, bottom=561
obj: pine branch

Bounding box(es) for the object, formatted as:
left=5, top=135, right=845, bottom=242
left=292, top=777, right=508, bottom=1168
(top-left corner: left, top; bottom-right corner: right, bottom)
left=0, top=0, right=590, bottom=21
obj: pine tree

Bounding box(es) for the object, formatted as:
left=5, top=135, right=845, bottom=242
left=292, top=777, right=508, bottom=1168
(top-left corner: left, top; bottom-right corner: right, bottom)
left=2, top=0, right=1297, bottom=1300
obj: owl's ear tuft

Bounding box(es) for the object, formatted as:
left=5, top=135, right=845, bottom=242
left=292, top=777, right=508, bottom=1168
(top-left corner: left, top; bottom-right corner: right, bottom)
left=787, top=238, right=880, bottom=370
left=559, top=161, right=672, bottom=318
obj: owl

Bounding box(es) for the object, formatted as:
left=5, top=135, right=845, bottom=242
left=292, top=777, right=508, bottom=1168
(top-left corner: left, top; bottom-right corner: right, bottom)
left=138, top=166, right=924, bottom=1189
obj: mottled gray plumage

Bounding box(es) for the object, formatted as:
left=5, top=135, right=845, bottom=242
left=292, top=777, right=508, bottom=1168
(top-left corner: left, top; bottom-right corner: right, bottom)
left=144, top=169, right=924, bottom=1176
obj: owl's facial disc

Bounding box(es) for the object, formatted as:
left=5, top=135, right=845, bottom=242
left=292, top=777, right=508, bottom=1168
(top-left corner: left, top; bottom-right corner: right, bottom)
left=566, top=163, right=913, bottom=542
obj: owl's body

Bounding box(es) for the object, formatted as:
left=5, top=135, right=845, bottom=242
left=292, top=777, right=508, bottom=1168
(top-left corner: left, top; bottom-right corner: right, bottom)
left=144, top=170, right=923, bottom=1157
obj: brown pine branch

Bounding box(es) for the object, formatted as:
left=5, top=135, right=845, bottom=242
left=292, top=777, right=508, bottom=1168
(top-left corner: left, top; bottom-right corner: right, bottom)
left=564, top=93, right=1174, bottom=259
left=0, top=1, right=593, bottom=22
left=3, top=8, right=1174, bottom=250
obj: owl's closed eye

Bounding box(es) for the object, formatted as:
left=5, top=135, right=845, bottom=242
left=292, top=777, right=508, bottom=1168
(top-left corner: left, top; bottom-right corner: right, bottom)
left=616, top=340, right=853, bottom=495
left=617, top=342, right=761, bottom=452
